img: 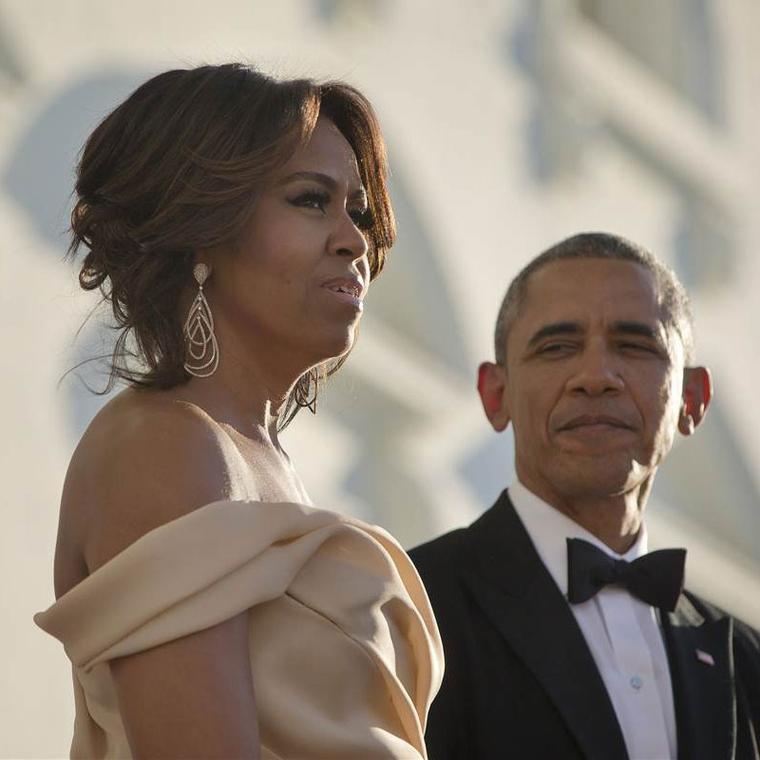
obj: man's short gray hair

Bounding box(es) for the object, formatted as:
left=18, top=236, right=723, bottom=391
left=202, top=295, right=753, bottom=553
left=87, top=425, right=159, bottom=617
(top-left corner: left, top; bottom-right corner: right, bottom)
left=494, top=232, right=695, bottom=365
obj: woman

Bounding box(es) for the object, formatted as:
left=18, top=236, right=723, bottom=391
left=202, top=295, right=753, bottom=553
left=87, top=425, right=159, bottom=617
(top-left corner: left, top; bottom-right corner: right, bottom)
left=35, top=63, right=442, bottom=759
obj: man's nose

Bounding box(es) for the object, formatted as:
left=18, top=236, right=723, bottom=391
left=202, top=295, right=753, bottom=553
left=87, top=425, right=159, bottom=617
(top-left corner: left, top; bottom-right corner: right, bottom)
left=567, top=347, right=625, bottom=396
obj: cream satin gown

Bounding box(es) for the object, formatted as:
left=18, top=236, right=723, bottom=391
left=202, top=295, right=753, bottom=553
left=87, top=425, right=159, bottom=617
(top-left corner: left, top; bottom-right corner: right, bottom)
left=35, top=501, right=444, bottom=759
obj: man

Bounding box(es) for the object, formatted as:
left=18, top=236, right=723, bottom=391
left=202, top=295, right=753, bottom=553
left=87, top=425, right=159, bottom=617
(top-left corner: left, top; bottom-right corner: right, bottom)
left=410, top=233, right=760, bottom=760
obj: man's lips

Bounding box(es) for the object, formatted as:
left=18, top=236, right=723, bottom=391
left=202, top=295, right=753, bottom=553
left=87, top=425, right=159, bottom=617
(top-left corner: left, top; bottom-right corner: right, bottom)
left=556, top=414, right=636, bottom=432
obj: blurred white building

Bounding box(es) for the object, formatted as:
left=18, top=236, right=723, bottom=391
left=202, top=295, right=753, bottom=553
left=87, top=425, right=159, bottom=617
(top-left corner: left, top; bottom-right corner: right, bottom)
left=1, top=0, right=758, bottom=755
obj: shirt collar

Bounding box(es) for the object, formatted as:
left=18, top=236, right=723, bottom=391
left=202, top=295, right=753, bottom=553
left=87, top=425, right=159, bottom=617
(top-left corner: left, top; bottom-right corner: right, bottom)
left=508, top=479, right=648, bottom=596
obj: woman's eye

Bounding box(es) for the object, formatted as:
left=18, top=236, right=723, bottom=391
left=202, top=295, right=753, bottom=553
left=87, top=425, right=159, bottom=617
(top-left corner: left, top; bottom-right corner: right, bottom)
left=289, top=190, right=330, bottom=212
left=349, top=207, right=371, bottom=229
left=288, top=190, right=371, bottom=229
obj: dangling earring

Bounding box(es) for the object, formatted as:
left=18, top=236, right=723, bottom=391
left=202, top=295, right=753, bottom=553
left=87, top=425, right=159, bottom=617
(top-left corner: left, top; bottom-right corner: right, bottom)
left=183, top=262, right=219, bottom=378
left=294, top=367, right=319, bottom=414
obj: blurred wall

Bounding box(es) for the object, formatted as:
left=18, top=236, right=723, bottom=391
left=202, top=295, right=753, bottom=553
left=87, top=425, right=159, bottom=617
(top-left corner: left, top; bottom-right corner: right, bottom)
left=1, top=0, right=759, bottom=756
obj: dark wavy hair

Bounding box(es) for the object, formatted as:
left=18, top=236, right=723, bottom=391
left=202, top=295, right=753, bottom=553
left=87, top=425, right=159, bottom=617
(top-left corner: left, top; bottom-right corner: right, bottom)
left=69, top=62, right=396, bottom=426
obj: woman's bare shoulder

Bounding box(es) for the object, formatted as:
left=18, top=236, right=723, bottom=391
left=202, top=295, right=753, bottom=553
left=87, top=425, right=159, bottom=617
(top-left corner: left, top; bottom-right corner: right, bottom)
left=66, top=388, right=252, bottom=573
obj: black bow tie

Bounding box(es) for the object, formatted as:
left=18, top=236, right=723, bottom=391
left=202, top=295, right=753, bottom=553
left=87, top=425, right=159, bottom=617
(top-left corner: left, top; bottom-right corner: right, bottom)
left=566, top=538, right=686, bottom=612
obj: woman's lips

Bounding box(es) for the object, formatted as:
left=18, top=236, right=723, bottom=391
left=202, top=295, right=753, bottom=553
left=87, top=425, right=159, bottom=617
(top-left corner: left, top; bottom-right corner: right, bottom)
left=322, top=276, right=365, bottom=310
left=324, top=286, right=364, bottom=309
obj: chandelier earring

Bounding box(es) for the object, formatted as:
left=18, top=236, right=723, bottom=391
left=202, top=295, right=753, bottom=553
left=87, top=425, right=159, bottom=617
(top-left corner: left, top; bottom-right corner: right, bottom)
left=183, top=262, right=220, bottom=378
left=294, top=367, right=319, bottom=414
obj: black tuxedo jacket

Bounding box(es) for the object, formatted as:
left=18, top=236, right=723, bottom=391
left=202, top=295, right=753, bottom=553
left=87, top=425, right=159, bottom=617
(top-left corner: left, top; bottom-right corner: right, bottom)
left=410, top=491, right=760, bottom=760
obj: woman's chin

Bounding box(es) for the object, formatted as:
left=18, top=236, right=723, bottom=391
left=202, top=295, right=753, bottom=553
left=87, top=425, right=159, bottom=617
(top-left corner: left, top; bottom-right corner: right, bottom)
left=309, top=328, right=357, bottom=365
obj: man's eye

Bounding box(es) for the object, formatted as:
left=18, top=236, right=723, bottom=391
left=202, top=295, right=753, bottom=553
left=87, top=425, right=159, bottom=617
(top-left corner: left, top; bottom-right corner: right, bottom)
left=539, top=343, right=575, bottom=355
left=289, top=190, right=330, bottom=212
left=620, top=342, right=657, bottom=354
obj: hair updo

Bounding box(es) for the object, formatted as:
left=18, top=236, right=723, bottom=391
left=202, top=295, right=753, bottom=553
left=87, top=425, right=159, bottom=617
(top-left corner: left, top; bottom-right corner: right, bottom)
left=70, top=62, right=395, bottom=420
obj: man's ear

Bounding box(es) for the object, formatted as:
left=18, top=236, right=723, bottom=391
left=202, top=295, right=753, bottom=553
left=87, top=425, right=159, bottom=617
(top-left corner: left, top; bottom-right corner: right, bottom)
left=477, top=362, right=511, bottom=432
left=678, top=366, right=713, bottom=436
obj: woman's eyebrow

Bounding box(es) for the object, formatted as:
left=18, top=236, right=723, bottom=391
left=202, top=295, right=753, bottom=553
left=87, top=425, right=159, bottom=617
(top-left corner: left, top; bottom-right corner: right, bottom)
left=278, top=170, right=337, bottom=189
left=277, top=171, right=367, bottom=202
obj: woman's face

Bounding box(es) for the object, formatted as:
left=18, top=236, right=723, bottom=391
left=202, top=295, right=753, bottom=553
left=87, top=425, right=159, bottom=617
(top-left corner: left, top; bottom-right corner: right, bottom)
left=207, top=117, right=371, bottom=374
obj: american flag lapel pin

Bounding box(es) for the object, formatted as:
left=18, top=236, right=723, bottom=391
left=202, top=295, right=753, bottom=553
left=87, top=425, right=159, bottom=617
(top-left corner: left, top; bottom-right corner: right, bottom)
left=695, top=649, right=715, bottom=666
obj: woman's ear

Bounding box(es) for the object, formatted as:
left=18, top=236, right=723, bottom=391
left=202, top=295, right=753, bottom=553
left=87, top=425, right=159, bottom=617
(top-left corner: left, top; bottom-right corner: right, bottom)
left=678, top=366, right=712, bottom=436
left=477, top=362, right=512, bottom=432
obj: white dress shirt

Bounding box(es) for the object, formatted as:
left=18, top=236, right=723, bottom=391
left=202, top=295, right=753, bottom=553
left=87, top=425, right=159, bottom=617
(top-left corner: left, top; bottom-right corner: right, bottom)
left=509, top=480, right=678, bottom=760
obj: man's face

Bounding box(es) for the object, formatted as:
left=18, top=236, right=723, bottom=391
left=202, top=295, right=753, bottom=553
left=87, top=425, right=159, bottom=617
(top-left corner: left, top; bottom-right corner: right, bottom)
left=493, top=258, right=692, bottom=505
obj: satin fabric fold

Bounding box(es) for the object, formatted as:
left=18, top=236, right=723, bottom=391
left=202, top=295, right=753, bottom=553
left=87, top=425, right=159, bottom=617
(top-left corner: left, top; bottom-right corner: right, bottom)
left=35, top=500, right=443, bottom=760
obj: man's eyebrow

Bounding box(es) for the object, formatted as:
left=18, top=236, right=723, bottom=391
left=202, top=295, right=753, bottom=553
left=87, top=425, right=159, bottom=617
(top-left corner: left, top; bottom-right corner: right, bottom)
left=612, top=321, right=661, bottom=340
left=527, top=322, right=583, bottom=348
left=277, top=171, right=367, bottom=201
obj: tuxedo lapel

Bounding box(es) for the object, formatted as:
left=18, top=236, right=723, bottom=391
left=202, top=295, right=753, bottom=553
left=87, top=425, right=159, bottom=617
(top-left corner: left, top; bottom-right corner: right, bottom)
left=463, top=492, right=628, bottom=760
left=662, top=594, right=736, bottom=760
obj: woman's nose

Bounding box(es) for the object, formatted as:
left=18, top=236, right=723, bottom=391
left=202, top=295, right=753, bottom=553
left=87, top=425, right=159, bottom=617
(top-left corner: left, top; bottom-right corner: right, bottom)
left=331, top=210, right=369, bottom=260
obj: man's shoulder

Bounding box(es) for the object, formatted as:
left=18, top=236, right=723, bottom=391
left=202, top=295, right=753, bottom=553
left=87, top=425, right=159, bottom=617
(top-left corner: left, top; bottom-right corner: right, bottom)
left=408, top=525, right=470, bottom=576
left=408, top=524, right=486, bottom=639
left=409, top=492, right=517, bottom=585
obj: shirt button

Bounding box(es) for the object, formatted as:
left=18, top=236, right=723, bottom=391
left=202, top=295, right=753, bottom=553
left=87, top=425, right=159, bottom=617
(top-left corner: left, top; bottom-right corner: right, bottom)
left=630, top=675, right=643, bottom=690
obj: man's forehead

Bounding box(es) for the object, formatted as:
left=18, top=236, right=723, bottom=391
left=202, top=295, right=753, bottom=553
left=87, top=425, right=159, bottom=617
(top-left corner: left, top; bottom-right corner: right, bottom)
left=530, top=256, right=654, bottom=286
left=508, top=258, right=673, bottom=341
left=523, top=259, right=661, bottom=313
